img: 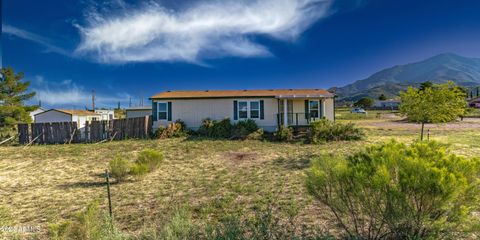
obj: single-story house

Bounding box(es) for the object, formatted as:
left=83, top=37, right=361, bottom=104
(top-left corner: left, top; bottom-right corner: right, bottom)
left=34, top=109, right=100, bottom=129
left=125, top=106, right=152, bottom=118
left=94, top=109, right=115, bottom=120
left=30, top=107, right=46, bottom=122
left=149, top=89, right=335, bottom=131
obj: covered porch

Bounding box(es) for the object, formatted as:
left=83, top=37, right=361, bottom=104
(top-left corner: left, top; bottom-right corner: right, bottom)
left=276, top=95, right=328, bottom=127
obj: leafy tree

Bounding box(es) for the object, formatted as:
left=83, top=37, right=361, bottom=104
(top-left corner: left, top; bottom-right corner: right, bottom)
left=0, top=67, right=37, bottom=136
left=306, top=140, right=480, bottom=240
left=353, top=97, right=374, bottom=108
left=378, top=94, right=387, bottom=101
left=399, top=81, right=467, bottom=140
left=419, top=81, right=433, bottom=91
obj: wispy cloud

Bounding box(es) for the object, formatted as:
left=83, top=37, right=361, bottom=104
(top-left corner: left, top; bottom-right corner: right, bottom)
left=30, top=76, right=130, bottom=108
left=2, top=24, right=70, bottom=56
left=76, top=0, right=332, bottom=64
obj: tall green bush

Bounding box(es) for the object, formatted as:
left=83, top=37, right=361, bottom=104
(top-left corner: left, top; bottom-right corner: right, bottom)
left=48, top=201, right=124, bottom=240
left=136, top=148, right=164, bottom=170
left=197, top=118, right=261, bottom=140
left=109, top=156, right=131, bottom=182
left=197, top=118, right=233, bottom=138
left=274, top=126, right=294, bottom=142
left=306, top=140, right=480, bottom=239
left=308, top=119, right=364, bottom=143
left=155, top=120, right=189, bottom=139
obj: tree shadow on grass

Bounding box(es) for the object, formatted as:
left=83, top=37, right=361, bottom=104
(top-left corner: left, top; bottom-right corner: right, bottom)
left=58, top=172, right=124, bottom=189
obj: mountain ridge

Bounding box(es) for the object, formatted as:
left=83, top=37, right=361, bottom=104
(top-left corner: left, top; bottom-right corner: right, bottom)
left=333, top=53, right=480, bottom=101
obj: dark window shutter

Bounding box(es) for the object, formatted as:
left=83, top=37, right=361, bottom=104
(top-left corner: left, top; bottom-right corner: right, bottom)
left=260, top=100, right=264, bottom=120
left=167, top=102, right=172, bottom=121
left=152, top=101, right=158, bottom=121
left=304, top=100, right=309, bottom=119
left=233, top=101, right=238, bottom=120
left=320, top=99, right=323, bottom=118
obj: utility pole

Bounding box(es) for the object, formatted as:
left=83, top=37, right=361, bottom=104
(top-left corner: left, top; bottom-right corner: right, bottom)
left=129, top=97, right=132, bottom=108
left=117, top=101, right=120, bottom=110
left=92, top=90, right=96, bottom=111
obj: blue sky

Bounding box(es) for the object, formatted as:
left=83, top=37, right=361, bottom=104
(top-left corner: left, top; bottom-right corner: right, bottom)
left=2, top=0, right=480, bottom=109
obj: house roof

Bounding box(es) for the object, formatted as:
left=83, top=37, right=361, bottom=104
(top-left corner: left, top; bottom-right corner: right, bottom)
left=57, top=109, right=100, bottom=116
left=35, top=109, right=100, bottom=116
left=150, top=89, right=334, bottom=99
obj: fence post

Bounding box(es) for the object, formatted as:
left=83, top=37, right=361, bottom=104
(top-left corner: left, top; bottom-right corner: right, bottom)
left=105, top=169, right=113, bottom=219
left=427, top=129, right=430, bottom=141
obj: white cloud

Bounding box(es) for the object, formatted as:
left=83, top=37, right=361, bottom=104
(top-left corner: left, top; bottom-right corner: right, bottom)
left=76, top=0, right=332, bottom=63
left=2, top=24, right=70, bottom=56
left=30, top=77, right=130, bottom=108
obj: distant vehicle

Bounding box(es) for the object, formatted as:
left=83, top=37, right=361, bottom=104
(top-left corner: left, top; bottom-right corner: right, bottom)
left=351, top=108, right=367, bottom=114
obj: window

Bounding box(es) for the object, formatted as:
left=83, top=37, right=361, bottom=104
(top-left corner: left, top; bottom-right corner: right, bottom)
left=250, top=101, right=260, bottom=119
left=309, top=100, right=320, bottom=118
left=238, top=101, right=248, bottom=119
left=158, top=102, right=168, bottom=120
left=237, top=100, right=260, bottom=119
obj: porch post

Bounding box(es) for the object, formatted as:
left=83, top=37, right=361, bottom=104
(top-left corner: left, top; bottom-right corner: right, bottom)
left=321, top=99, right=326, bottom=118
left=283, top=99, right=288, bottom=126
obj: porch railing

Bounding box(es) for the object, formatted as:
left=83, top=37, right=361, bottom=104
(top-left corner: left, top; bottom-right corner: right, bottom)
left=276, top=112, right=323, bottom=127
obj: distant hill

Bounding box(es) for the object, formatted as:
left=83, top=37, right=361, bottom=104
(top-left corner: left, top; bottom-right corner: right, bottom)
left=333, top=53, right=480, bottom=101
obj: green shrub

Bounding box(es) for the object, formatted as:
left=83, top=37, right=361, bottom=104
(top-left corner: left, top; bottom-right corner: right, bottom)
left=246, top=128, right=264, bottom=140
left=274, top=126, right=294, bottom=142
left=308, top=119, right=364, bottom=143
left=232, top=119, right=260, bottom=140
left=129, top=149, right=164, bottom=178
left=109, top=156, right=131, bottom=182
left=136, top=148, right=164, bottom=170
left=197, top=118, right=233, bottom=138
left=48, top=201, right=124, bottom=240
left=306, top=140, right=480, bottom=239
left=197, top=118, right=262, bottom=140
left=130, top=163, right=150, bottom=178
left=160, top=208, right=197, bottom=240
left=155, top=120, right=189, bottom=139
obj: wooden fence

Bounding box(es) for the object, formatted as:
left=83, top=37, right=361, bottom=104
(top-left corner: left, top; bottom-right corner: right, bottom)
left=18, top=116, right=152, bottom=145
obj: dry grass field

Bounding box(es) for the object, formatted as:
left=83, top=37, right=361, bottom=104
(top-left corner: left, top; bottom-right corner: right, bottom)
left=1, top=114, right=479, bottom=239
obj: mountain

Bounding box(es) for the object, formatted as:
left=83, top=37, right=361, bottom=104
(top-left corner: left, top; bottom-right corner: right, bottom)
left=334, top=53, right=480, bottom=101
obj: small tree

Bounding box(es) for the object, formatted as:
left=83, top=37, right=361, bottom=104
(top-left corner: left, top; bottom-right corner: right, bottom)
left=399, top=81, right=467, bottom=140
left=353, top=97, right=374, bottom=108
left=0, top=67, right=37, bottom=136
left=306, top=140, right=480, bottom=239
left=378, top=94, right=387, bottom=101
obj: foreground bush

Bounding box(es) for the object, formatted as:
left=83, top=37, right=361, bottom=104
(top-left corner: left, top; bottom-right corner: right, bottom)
left=274, top=126, right=294, bottom=142
left=306, top=140, right=480, bottom=239
left=48, top=201, right=124, bottom=240
left=197, top=118, right=233, bottom=138
left=308, top=119, right=364, bottom=143
left=51, top=203, right=333, bottom=240
left=109, top=156, right=131, bottom=182
left=155, top=120, right=189, bottom=139
left=131, top=149, right=164, bottom=178
left=231, top=119, right=259, bottom=139
left=108, top=149, right=164, bottom=181
left=197, top=118, right=261, bottom=140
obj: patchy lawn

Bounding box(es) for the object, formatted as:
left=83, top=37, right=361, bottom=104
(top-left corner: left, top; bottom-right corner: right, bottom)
left=1, top=116, right=479, bottom=239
